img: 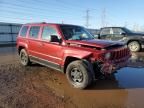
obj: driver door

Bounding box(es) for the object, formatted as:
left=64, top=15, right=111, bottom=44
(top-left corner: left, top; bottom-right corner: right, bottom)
left=100, top=28, right=113, bottom=40
left=111, top=28, right=125, bottom=41
left=39, top=25, right=63, bottom=67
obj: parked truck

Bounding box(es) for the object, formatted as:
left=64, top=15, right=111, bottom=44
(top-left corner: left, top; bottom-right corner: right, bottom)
left=97, top=27, right=144, bottom=52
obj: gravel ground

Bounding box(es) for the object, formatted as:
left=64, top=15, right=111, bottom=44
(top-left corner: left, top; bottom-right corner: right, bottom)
left=0, top=63, right=64, bottom=108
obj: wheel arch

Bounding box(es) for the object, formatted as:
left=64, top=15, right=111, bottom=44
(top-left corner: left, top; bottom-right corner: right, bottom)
left=127, top=39, right=141, bottom=46
left=18, top=46, right=26, bottom=54
left=63, top=56, right=80, bottom=73
left=17, top=43, right=28, bottom=55
left=63, top=56, right=95, bottom=80
left=62, top=51, right=93, bottom=73
left=127, top=39, right=142, bottom=52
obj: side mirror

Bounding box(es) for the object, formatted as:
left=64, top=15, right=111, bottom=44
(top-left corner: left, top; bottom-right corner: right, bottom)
left=97, top=34, right=101, bottom=39
left=50, top=35, right=60, bottom=43
left=120, top=32, right=126, bottom=36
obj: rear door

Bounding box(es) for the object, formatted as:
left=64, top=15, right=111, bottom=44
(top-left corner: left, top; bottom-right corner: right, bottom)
left=100, top=28, right=113, bottom=40
left=17, top=26, right=29, bottom=48
left=27, top=25, right=42, bottom=58
left=111, top=28, right=125, bottom=41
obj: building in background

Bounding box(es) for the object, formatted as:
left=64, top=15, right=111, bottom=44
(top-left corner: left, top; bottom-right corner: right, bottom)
left=0, top=22, right=22, bottom=44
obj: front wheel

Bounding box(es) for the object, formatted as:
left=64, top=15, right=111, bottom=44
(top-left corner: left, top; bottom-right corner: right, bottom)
left=128, top=41, right=141, bottom=52
left=66, top=60, right=93, bottom=89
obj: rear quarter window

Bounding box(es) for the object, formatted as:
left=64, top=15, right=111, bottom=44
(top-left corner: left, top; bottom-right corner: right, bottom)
left=20, top=26, right=28, bottom=37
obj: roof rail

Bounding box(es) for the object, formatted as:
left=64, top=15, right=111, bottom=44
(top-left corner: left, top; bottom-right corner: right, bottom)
left=25, top=22, right=46, bottom=24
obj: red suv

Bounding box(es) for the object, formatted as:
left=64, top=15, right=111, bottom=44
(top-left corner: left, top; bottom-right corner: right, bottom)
left=17, top=22, right=131, bottom=89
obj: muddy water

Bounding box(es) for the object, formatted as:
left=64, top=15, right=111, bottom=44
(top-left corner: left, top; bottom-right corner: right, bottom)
left=0, top=47, right=144, bottom=108
left=35, top=52, right=144, bottom=108
left=40, top=68, right=144, bottom=108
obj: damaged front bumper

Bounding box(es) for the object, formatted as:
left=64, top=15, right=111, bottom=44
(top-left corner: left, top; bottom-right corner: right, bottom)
left=99, top=55, right=131, bottom=74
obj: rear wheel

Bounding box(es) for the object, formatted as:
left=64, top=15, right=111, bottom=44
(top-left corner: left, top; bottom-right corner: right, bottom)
left=66, top=60, right=93, bottom=89
left=128, top=41, right=141, bottom=52
left=19, top=49, right=31, bottom=66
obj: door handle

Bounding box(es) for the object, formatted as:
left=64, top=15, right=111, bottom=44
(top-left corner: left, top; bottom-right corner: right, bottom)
left=26, top=40, right=30, bottom=44
left=39, top=43, right=44, bottom=47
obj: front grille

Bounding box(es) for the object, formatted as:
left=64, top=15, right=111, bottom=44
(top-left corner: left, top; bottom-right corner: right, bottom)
left=110, top=48, right=129, bottom=60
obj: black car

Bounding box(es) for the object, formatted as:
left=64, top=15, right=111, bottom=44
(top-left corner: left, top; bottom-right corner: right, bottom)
left=97, top=27, right=144, bottom=52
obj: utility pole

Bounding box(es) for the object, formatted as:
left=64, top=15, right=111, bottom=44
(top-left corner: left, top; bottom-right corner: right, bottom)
left=101, top=8, right=107, bottom=27
left=85, top=9, right=90, bottom=28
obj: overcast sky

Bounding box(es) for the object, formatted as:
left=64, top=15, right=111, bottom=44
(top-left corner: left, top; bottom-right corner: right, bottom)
left=0, top=0, right=144, bottom=29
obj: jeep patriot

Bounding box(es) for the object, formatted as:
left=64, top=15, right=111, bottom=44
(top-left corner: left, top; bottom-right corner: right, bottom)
left=17, top=22, right=131, bottom=89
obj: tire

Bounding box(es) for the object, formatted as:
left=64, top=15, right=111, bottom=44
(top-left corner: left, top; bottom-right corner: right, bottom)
left=19, top=49, right=31, bottom=66
left=128, top=41, right=141, bottom=52
left=66, top=60, right=93, bottom=89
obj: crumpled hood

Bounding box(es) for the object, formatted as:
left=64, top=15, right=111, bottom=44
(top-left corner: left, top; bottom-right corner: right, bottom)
left=66, top=39, right=124, bottom=49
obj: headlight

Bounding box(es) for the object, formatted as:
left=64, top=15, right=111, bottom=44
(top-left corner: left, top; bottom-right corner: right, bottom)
left=105, top=52, right=111, bottom=60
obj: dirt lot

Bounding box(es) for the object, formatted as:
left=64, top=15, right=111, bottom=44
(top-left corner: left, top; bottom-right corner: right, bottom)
left=0, top=47, right=144, bottom=108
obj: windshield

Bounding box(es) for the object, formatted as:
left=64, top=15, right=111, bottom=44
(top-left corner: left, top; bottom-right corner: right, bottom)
left=122, top=27, right=133, bottom=33
left=60, top=25, right=94, bottom=40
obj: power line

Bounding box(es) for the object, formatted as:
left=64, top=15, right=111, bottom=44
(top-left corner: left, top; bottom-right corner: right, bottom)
left=1, top=1, right=82, bottom=16
left=20, top=0, right=85, bottom=11
left=0, top=0, right=102, bottom=27
left=11, top=0, right=85, bottom=12
left=0, top=10, right=82, bottom=24
left=0, top=1, right=86, bottom=23
left=0, top=16, right=32, bottom=21
left=0, top=8, right=82, bottom=21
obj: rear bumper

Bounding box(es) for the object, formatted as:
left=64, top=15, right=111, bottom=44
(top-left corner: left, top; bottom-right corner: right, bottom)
left=101, top=55, right=131, bottom=74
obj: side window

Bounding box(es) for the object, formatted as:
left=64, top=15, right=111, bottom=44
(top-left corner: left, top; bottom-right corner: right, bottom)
left=100, top=28, right=110, bottom=36
left=113, top=28, right=124, bottom=34
left=29, top=26, right=40, bottom=38
left=20, top=26, right=28, bottom=37
left=42, top=26, right=58, bottom=41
